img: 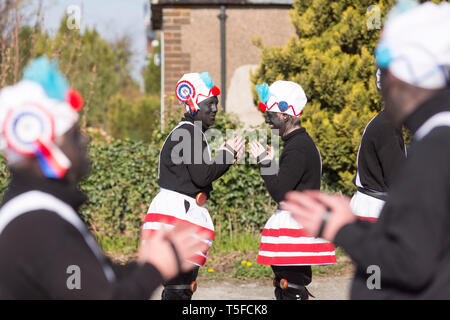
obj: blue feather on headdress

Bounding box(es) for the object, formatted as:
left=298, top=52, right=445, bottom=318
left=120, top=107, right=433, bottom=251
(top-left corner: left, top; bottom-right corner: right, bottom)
left=22, top=57, right=69, bottom=102
left=255, top=83, right=270, bottom=104
left=375, top=44, right=393, bottom=68
left=200, top=72, right=214, bottom=89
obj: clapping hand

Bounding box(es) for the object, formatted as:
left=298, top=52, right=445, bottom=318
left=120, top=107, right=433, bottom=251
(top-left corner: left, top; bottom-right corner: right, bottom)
left=220, top=136, right=246, bottom=162
left=248, top=140, right=274, bottom=163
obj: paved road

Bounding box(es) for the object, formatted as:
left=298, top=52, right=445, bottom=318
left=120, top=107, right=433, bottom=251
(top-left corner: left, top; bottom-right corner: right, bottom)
left=150, top=275, right=352, bottom=300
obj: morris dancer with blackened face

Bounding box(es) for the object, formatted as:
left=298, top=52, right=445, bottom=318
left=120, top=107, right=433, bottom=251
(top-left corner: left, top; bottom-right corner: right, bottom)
left=143, top=73, right=245, bottom=300
left=350, top=69, right=406, bottom=222
left=248, top=81, right=336, bottom=300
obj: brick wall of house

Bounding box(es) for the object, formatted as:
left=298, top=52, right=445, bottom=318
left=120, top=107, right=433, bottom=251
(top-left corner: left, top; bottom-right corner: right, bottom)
left=161, top=5, right=295, bottom=119
left=162, top=7, right=192, bottom=113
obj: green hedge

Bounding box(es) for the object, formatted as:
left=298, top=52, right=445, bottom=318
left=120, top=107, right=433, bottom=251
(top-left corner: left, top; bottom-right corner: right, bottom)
left=79, top=128, right=160, bottom=254
left=107, top=94, right=161, bottom=142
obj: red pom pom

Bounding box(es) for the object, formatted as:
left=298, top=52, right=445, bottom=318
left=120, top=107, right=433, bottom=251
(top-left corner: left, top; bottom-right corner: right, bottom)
left=66, top=89, right=83, bottom=112
left=258, top=102, right=267, bottom=112
left=211, top=85, right=221, bottom=96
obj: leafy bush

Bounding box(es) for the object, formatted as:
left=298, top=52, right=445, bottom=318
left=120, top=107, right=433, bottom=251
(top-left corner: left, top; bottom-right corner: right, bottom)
left=79, top=128, right=160, bottom=254
left=107, top=94, right=161, bottom=142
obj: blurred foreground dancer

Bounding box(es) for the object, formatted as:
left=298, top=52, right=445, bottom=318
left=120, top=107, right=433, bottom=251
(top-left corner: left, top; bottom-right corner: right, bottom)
left=350, top=69, right=407, bottom=222
left=282, top=1, right=450, bottom=299
left=143, top=72, right=245, bottom=300
left=249, top=81, right=336, bottom=300
left=0, top=57, right=208, bottom=299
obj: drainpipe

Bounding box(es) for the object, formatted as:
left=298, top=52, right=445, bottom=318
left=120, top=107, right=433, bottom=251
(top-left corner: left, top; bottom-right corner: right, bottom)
left=218, top=5, right=227, bottom=112
left=160, top=31, right=165, bottom=132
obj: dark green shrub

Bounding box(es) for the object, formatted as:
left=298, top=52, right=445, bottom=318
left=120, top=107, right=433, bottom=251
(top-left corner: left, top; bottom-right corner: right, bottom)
left=107, top=94, right=160, bottom=142
left=77, top=128, right=160, bottom=254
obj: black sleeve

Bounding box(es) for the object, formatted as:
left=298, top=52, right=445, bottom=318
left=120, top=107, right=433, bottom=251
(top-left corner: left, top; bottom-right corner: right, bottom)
left=376, top=127, right=406, bottom=188
left=183, top=125, right=233, bottom=188
left=110, top=260, right=140, bottom=278
left=334, top=132, right=449, bottom=290
left=0, top=211, right=163, bottom=299
left=258, top=149, right=305, bottom=203
left=109, top=262, right=164, bottom=300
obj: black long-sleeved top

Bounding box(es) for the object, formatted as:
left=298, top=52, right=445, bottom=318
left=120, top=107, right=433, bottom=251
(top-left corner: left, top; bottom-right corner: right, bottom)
left=0, top=170, right=163, bottom=299
left=158, top=114, right=233, bottom=199
left=335, top=90, right=450, bottom=299
left=259, top=128, right=321, bottom=204
left=354, top=111, right=406, bottom=193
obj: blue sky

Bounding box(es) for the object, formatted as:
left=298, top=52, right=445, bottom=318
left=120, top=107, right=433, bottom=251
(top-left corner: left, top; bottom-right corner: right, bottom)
left=27, top=0, right=149, bottom=86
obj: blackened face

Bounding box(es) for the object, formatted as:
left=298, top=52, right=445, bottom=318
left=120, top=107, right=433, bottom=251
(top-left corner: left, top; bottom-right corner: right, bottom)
left=57, top=124, right=91, bottom=184
left=265, top=111, right=286, bottom=136
left=194, top=96, right=219, bottom=129
left=380, top=68, right=403, bottom=127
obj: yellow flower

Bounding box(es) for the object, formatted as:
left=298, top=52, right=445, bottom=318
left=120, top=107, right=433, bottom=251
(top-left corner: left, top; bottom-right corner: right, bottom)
left=207, top=268, right=214, bottom=273
left=241, top=260, right=247, bottom=264
left=247, top=262, right=253, bottom=267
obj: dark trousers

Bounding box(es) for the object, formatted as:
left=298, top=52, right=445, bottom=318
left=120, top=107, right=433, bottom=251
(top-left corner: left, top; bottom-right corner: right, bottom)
left=161, top=267, right=199, bottom=300
left=271, top=265, right=312, bottom=300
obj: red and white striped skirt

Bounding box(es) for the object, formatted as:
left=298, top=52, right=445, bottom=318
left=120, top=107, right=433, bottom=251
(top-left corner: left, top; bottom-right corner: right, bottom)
left=142, top=188, right=214, bottom=266
left=257, top=210, right=337, bottom=266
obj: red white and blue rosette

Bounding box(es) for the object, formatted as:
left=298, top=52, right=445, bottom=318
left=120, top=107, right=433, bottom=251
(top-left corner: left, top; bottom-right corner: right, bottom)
left=2, top=102, right=54, bottom=156
left=175, top=80, right=196, bottom=103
